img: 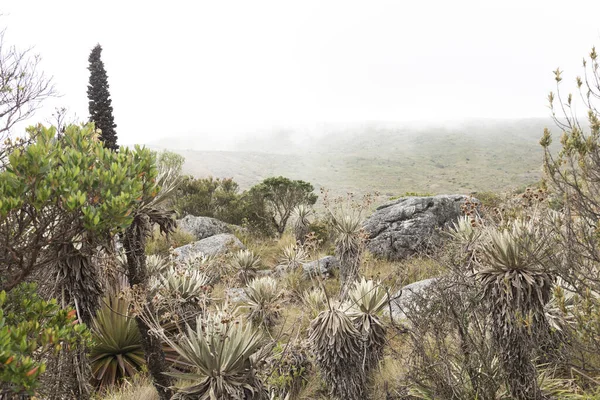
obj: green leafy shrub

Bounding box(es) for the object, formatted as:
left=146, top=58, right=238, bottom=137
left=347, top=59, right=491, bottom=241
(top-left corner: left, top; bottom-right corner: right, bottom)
left=0, top=123, right=160, bottom=324
left=173, top=176, right=245, bottom=224
left=0, top=283, right=89, bottom=396
left=246, top=176, right=318, bottom=237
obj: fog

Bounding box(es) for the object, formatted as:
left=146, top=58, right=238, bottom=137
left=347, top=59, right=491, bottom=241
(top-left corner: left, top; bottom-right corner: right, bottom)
left=2, top=0, right=600, bottom=149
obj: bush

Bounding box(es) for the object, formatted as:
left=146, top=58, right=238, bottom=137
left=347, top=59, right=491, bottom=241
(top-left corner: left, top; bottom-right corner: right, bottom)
left=0, top=283, right=89, bottom=396
left=173, top=176, right=245, bottom=224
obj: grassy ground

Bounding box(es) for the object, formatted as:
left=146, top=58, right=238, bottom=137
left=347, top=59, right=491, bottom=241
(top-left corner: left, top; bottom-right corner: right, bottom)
left=101, top=228, right=444, bottom=399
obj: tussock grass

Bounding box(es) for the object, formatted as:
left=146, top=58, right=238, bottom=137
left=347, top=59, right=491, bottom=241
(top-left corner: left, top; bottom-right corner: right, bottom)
left=93, top=374, right=158, bottom=400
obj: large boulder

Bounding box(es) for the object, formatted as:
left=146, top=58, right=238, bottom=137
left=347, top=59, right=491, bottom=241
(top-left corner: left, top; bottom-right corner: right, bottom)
left=364, top=194, right=475, bottom=260
left=173, top=233, right=245, bottom=261
left=177, top=215, right=232, bottom=240
left=388, top=277, right=439, bottom=320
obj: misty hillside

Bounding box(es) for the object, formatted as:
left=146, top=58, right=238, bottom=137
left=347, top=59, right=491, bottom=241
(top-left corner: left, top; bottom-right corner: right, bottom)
left=152, top=118, right=557, bottom=196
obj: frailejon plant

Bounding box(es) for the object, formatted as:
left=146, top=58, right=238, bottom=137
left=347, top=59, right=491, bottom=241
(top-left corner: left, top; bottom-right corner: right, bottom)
left=242, top=276, right=282, bottom=329
left=277, top=244, right=307, bottom=272
left=231, top=249, right=262, bottom=284
left=308, top=305, right=365, bottom=400
left=162, top=311, right=269, bottom=400
left=302, top=287, right=327, bottom=319
left=152, top=266, right=211, bottom=306
left=293, top=204, right=313, bottom=245
left=330, top=212, right=365, bottom=300
left=344, top=278, right=389, bottom=372
left=477, top=219, right=554, bottom=400
left=90, top=291, right=144, bottom=388
left=0, top=283, right=89, bottom=396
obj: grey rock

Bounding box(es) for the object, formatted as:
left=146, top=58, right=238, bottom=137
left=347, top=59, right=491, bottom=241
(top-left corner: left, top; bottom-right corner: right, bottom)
left=173, top=233, right=245, bottom=261
left=177, top=215, right=232, bottom=240
left=388, top=277, right=439, bottom=320
left=364, top=194, right=476, bottom=260
left=274, top=256, right=340, bottom=278
left=225, top=287, right=247, bottom=303
left=302, top=256, right=339, bottom=277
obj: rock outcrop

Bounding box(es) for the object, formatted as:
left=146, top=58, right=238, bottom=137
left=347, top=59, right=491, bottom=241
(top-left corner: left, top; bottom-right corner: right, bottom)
left=364, top=195, right=475, bottom=260
left=302, top=256, right=339, bottom=277
left=176, top=215, right=232, bottom=240
left=173, top=233, right=245, bottom=261
left=274, top=255, right=340, bottom=278
left=388, top=277, right=439, bottom=320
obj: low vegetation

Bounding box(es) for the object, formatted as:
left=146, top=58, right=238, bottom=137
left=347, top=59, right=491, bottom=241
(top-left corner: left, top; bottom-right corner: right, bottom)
left=4, top=21, right=600, bottom=400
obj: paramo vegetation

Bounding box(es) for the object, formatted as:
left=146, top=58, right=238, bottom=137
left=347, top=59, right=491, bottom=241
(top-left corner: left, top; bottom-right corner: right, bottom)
left=4, top=19, right=600, bottom=400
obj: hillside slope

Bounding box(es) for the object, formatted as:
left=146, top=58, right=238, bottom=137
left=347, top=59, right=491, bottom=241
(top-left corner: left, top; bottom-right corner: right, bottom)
left=155, top=118, right=558, bottom=197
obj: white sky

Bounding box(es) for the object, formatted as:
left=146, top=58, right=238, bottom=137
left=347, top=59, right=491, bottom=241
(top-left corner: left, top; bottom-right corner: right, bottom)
left=3, top=0, right=600, bottom=146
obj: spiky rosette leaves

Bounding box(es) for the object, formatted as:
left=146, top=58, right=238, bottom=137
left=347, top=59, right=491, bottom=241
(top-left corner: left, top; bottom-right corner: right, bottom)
left=277, top=244, right=308, bottom=272
left=447, top=215, right=481, bottom=247
left=476, top=220, right=554, bottom=400
left=146, top=254, right=169, bottom=276
left=242, top=276, right=282, bottom=329
left=163, top=312, right=269, bottom=400
left=329, top=211, right=365, bottom=299
left=90, top=293, right=144, bottom=388
left=302, top=287, right=327, bottom=319
left=308, top=307, right=365, bottom=400
left=152, top=266, right=211, bottom=305
left=345, top=278, right=389, bottom=372
left=293, top=204, right=313, bottom=245
left=478, top=220, right=554, bottom=324
left=231, top=249, right=261, bottom=284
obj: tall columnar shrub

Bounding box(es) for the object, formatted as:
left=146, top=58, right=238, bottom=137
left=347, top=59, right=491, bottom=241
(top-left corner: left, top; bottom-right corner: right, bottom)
left=87, top=44, right=118, bottom=150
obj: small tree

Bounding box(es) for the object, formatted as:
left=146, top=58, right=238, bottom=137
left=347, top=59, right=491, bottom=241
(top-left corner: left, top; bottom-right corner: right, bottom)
left=0, top=124, right=155, bottom=324
left=247, top=176, right=317, bottom=237
left=0, top=28, right=56, bottom=166
left=87, top=44, right=118, bottom=150
left=541, top=44, right=600, bottom=376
